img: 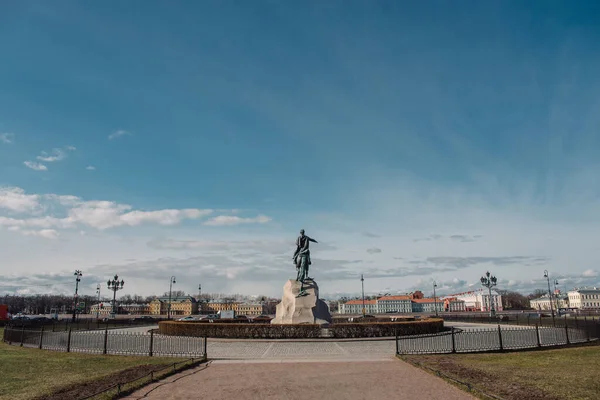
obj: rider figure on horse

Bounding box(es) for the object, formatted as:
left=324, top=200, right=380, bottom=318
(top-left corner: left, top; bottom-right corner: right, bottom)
left=293, top=229, right=318, bottom=282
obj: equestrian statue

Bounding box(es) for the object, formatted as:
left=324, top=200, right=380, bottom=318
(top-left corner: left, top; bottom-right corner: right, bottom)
left=293, top=229, right=318, bottom=297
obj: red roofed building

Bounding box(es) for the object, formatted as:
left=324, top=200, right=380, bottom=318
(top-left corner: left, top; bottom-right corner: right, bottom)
left=377, top=295, right=412, bottom=313
left=339, top=299, right=377, bottom=314
left=338, top=291, right=444, bottom=314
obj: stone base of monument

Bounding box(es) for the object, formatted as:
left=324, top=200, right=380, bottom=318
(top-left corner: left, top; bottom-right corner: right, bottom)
left=271, top=279, right=332, bottom=325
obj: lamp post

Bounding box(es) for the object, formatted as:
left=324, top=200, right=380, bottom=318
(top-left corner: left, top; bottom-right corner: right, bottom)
left=72, top=270, right=83, bottom=322
left=107, top=275, right=125, bottom=316
left=360, top=274, right=366, bottom=317
left=480, top=271, right=497, bottom=318
left=553, top=279, right=560, bottom=314
left=433, top=281, right=438, bottom=317
left=168, top=276, right=176, bottom=319
left=544, top=270, right=555, bottom=325
left=95, top=284, right=101, bottom=319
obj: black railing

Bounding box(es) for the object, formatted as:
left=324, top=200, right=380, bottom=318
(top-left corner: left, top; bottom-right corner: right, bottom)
left=5, top=317, right=162, bottom=331
left=397, top=324, right=598, bottom=354
left=2, top=327, right=207, bottom=358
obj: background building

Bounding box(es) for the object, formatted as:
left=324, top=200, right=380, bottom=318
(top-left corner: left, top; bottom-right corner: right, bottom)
left=149, top=296, right=198, bottom=316
left=339, top=299, right=377, bottom=314
left=443, top=297, right=466, bottom=312
left=236, top=303, right=265, bottom=316
left=338, top=291, right=443, bottom=314
left=441, top=289, right=503, bottom=313
left=567, top=288, right=600, bottom=310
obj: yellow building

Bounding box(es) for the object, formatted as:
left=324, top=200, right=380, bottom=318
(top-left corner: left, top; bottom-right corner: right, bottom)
left=149, top=296, right=198, bottom=316
left=202, top=301, right=240, bottom=314
left=237, top=303, right=265, bottom=316
left=198, top=301, right=264, bottom=316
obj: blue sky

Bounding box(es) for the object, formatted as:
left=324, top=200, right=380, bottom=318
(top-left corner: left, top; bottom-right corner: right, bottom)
left=1, top=1, right=599, bottom=299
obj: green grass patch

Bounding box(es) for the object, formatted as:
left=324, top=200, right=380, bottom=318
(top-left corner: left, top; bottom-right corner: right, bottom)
left=404, top=345, right=600, bottom=400
left=0, top=328, right=187, bottom=400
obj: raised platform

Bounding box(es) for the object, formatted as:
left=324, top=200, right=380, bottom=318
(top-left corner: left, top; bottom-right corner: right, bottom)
left=271, top=279, right=332, bottom=325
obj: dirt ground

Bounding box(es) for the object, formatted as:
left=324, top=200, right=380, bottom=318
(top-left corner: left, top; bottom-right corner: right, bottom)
left=34, top=364, right=171, bottom=400
left=122, top=360, right=475, bottom=400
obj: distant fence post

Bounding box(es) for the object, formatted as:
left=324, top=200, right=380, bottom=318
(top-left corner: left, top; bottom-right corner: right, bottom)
left=536, top=324, right=541, bottom=347
left=565, top=323, right=570, bottom=345
left=103, top=327, right=108, bottom=355
left=574, top=316, right=578, bottom=329
left=66, top=328, right=72, bottom=352
left=516, top=315, right=519, bottom=325
left=497, top=325, right=503, bottom=351
left=204, top=336, right=208, bottom=357
left=20, top=326, right=25, bottom=347
left=149, top=330, right=154, bottom=357
left=395, top=328, right=398, bottom=355
left=65, top=320, right=68, bottom=332
left=527, top=314, right=530, bottom=326
left=451, top=327, right=456, bottom=353
left=39, top=326, right=44, bottom=349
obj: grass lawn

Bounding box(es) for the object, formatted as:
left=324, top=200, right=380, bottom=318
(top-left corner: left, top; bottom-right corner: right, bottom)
left=0, top=328, right=187, bottom=400
left=403, top=345, right=600, bottom=400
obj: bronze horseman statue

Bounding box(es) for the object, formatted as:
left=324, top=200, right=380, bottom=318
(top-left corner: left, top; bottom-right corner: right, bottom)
left=293, top=229, right=318, bottom=296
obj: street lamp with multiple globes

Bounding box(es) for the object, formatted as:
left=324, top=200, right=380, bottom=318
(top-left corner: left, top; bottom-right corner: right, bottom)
left=480, top=271, right=497, bottom=318
left=72, top=270, right=83, bottom=322
left=107, top=275, right=125, bottom=315
left=168, top=276, right=176, bottom=319
left=433, top=281, right=438, bottom=317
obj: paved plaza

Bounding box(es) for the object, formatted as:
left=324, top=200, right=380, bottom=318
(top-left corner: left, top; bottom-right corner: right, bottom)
left=110, top=321, right=529, bottom=360
left=122, top=360, right=475, bottom=400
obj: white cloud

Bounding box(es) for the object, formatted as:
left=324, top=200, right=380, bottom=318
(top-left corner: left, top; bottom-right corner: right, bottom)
left=24, top=161, right=48, bottom=171
left=108, top=130, right=132, bottom=140
left=0, top=187, right=41, bottom=213
left=21, top=229, right=60, bottom=239
left=85, top=166, right=96, bottom=170
left=0, top=132, right=15, bottom=143
left=66, top=146, right=76, bottom=151
left=583, top=269, right=598, bottom=277
left=203, top=215, right=272, bottom=226
left=0, top=187, right=221, bottom=233
left=37, top=148, right=66, bottom=162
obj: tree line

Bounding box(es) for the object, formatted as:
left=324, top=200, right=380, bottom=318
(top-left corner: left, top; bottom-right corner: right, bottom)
left=1, top=291, right=279, bottom=315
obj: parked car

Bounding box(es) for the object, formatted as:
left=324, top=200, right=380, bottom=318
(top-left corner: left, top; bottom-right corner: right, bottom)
left=234, top=315, right=250, bottom=323
left=133, top=316, right=156, bottom=322
left=199, top=314, right=219, bottom=322
left=177, top=316, right=197, bottom=322
left=252, top=315, right=273, bottom=323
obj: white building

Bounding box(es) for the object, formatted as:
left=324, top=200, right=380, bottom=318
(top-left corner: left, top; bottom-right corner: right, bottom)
left=441, top=289, right=503, bottom=313
left=337, top=291, right=443, bottom=314
left=411, top=298, right=444, bottom=313
left=339, top=299, right=378, bottom=314
left=529, top=292, right=568, bottom=311
left=377, top=296, right=413, bottom=313
left=443, top=298, right=466, bottom=312
left=568, top=288, right=600, bottom=310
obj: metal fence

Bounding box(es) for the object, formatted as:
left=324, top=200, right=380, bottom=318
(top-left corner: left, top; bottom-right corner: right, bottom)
left=2, top=327, right=207, bottom=358
left=397, top=324, right=597, bottom=354
left=5, top=318, right=161, bottom=332
left=441, top=312, right=600, bottom=328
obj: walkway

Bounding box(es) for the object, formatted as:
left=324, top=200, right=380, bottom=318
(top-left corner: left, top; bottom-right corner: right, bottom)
left=122, top=360, right=475, bottom=400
